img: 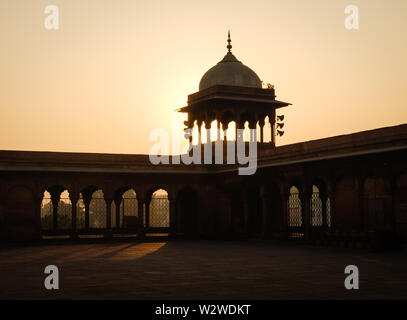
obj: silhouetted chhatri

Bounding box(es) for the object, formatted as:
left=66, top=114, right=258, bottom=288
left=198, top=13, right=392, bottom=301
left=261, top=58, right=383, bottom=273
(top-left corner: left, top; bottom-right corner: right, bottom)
left=179, top=32, right=290, bottom=147
left=1, top=34, right=407, bottom=251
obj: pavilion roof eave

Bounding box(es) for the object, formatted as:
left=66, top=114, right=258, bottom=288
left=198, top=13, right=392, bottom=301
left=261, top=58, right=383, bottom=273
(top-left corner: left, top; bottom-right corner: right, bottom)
left=176, top=100, right=291, bottom=113
left=176, top=106, right=189, bottom=113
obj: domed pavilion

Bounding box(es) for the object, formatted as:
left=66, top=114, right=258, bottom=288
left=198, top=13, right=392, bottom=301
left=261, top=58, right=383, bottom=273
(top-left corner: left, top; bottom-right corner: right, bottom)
left=178, top=32, right=291, bottom=146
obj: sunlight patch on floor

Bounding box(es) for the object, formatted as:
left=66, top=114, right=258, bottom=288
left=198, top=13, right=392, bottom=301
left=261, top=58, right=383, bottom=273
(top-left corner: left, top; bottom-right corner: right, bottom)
left=53, top=243, right=134, bottom=263
left=106, top=242, right=167, bottom=261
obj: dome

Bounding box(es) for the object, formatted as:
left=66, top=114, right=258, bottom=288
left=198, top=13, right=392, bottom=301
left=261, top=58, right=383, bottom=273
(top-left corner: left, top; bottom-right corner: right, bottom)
left=199, top=33, right=262, bottom=91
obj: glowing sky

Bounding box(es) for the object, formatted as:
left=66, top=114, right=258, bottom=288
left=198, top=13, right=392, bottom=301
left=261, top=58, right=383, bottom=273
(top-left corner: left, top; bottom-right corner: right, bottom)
left=0, top=0, right=406, bottom=154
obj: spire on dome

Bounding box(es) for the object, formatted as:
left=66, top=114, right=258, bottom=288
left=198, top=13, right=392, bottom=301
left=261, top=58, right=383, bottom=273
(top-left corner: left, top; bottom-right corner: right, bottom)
left=227, top=30, right=232, bottom=52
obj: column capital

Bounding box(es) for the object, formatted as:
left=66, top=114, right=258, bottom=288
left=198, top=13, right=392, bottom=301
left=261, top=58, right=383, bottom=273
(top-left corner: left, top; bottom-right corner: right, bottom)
left=248, top=120, right=257, bottom=130
left=68, top=187, right=80, bottom=201
left=236, top=120, right=245, bottom=130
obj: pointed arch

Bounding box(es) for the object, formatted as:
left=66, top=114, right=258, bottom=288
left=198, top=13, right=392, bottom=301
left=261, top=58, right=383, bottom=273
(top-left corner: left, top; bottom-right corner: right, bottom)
left=146, top=188, right=170, bottom=231
left=288, top=186, right=302, bottom=227
left=89, top=189, right=106, bottom=229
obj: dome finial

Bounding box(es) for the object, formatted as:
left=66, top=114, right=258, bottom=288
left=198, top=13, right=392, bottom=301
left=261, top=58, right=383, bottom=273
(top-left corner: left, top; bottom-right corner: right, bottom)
left=227, top=30, right=232, bottom=53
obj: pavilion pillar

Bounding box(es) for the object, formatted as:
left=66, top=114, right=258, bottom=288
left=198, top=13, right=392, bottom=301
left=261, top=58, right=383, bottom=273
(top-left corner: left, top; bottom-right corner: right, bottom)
left=223, top=123, right=229, bottom=164
left=222, top=122, right=228, bottom=143
left=259, top=118, right=265, bottom=143
left=195, top=121, right=202, bottom=163
left=184, top=119, right=193, bottom=145
left=216, top=121, right=221, bottom=141
left=270, top=111, right=276, bottom=147
left=271, top=125, right=275, bottom=146
left=236, top=123, right=239, bottom=163
left=249, top=121, right=257, bottom=143
left=215, top=121, right=223, bottom=164
left=236, top=121, right=244, bottom=164
left=183, top=122, right=193, bottom=156
left=189, top=127, right=193, bottom=145
left=204, top=123, right=212, bottom=164
left=197, top=121, right=202, bottom=145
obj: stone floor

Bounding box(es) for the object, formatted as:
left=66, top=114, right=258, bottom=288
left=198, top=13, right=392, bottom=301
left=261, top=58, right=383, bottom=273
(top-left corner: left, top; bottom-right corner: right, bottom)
left=0, top=240, right=406, bottom=299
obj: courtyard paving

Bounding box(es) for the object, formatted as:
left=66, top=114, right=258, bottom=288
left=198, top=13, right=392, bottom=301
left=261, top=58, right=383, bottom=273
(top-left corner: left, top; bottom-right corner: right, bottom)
left=0, top=240, right=406, bottom=299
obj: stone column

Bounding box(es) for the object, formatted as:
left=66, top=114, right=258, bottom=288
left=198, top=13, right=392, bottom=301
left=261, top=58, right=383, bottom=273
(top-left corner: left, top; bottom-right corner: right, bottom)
left=270, top=111, right=276, bottom=146
left=280, top=185, right=289, bottom=236
left=184, top=119, right=193, bottom=146
left=301, top=186, right=311, bottom=241
left=206, top=128, right=211, bottom=143
left=331, top=196, right=336, bottom=230
left=50, top=189, right=63, bottom=231
left=321, top=193, right=328, bottom=230
left=222, top=122, right=228, bottom=143
left=326, top=181, right=335, bottom=229
left=183, top=123, right=193, bottom=158
left=137, top=198, right=145, bottom=240
left=215, top=121, right=223, bottom=165
left=83, top=195, right=91, bottom=232
left=236, top=121, right=244, bottom=164
left=204, top=123, right=212, bottom=164
left=70, top=192, right=79, bottom=239
left=145, top=198, right=150, bottom=230
left=34, top=192, right=43, bottom=240
left=169, top=196, right=176, bottom=238
left=114, top=196, right=121, bottom=230
left=260, top=186, right=270, bottom=238
left=249, top=121, right=257, bottom=143
left=259, top=118, right=265, bottom=143
left=197, top=120, right=202, bottom=145
left=105, top=197, right=112, bottom=238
